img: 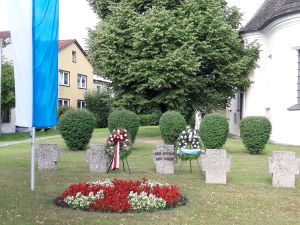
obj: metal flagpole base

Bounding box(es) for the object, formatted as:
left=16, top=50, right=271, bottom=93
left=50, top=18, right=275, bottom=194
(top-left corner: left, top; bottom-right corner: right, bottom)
left=30, top=127, right=36, bottom=191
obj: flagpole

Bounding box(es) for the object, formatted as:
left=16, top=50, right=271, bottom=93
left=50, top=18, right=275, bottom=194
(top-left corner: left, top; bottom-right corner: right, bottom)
left=30, top=127, right=36, bottom=190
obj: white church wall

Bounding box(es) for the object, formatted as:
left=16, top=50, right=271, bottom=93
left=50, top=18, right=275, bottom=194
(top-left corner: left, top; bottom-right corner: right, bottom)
left=229, top=14, right=300, bottom=145
left=262, top=14, right=300, bottom=145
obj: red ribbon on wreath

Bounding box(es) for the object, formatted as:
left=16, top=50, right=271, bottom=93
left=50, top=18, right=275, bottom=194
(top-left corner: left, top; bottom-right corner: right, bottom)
left=112, top=141, right=120, bottom=169
left=109, top=128, right=129, bottom=170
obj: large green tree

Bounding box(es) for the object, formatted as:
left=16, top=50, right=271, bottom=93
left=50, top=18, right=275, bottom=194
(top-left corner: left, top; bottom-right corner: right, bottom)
left=87, top=0, right=259, bottom=115
left=1, top=61, right=15, bottom=109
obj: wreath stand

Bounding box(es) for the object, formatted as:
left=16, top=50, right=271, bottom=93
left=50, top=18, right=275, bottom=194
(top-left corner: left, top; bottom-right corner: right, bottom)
left=107, top=157, right=131, bottom=174
left=178, top=157, right=202, bottom=174
left=177, top=149, right=205, bottom=174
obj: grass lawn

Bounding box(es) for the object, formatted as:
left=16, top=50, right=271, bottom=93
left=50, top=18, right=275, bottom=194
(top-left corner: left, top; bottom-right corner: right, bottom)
left=0, top=129, right=60, bottom=142
left=1, top=126, right=300, bottom=225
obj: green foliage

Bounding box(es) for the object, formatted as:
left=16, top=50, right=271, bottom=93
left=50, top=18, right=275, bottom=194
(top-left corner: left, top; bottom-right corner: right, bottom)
left=57, top=106, right=72, bottom=118
left=1, top=61, right=15, bottom=109
left=188, top=114, right=195, bottom=128
left=59, top=109, right=95, bottom=150
left=108, top=109, right=140, bottom=143
left=84, top=90, right=113, bottom=128
left=200, top=114, right=229, bottom=149
left=138, top=111, right=161, bottom=126
left=87, top=0, right=259, bottom=115
left=240, top=116, right=272, bottom=154
left=159, top=111, right=186, bottom=145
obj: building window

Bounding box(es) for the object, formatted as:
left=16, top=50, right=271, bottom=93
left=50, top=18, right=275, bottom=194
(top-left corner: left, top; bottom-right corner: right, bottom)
left=1, top=108, right=11, bottom=123
left=77, top=100, right=85, bottom=109
left=288, top=49, right=300, bottom=110
left=72, top=51, right=76, bottom=63
left=58, top=70, right=70, bottom=86
left=58, top=99, right=70, bottom=108
left=77, top=74, right=87, bottom=89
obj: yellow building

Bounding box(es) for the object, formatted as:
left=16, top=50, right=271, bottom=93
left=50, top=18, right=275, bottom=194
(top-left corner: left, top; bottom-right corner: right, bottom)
left=58, top=39, right=93, bottom=109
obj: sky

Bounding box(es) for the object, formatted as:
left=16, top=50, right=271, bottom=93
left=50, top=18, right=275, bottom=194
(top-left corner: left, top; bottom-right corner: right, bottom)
left=0, top=0, right=265, bottom=48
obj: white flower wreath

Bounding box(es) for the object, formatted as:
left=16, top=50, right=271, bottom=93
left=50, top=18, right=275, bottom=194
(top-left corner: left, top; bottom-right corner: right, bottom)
left=177, top=127, right=201, bottom=149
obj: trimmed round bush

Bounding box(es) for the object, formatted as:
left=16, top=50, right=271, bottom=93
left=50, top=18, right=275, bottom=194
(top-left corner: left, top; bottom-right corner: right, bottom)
left=200, top=114, right=229, bottom=149
left=240, top=116, right=272, bottom=154
left=159, top=111, right=186, bottom=145
left=59, top=109, right=95, bottom=150
left=57, top=106, right=72, bottom=118
left=108, top=110, right=140, bottom=143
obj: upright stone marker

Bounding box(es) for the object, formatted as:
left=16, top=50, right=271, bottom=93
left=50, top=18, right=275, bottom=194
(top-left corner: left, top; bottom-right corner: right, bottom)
left=36, top=144, right=60, bottom=171
left=201, top=149, right=231, bottom=184
left=154, top=145, right=175, bottom=174
left=268, top=151, right=300, bottom=187
left=87, top=144, right=109, bottom=172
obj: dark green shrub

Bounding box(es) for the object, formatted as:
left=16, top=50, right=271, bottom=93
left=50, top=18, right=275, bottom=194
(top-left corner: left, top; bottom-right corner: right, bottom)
left=59, top=109, right=95, bottom=150
left=188, top=113, right=195, bottom=128
left=84, top=90, right=113, bottom=128
left=58, top=106, right=72, bottom=118
left=200, top=114, right=229, bottom=149
left=108, top=110, right=140, bottom=143
left=138, top=111, right=161, bottom=126
left=240, top=116, right=272, bottom=154
left=159, top=111, right=186, bottom=145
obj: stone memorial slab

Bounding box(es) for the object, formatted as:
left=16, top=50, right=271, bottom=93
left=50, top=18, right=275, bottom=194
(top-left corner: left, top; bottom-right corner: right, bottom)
left=153, top=145, right=175, bottom=174
left=36, top=144, right=60, bottom=171
left=201, top=149, right=231, bottom=184
left=268, top=151, right=300, bottom=187
left=87, top=144, right=109, bottom=172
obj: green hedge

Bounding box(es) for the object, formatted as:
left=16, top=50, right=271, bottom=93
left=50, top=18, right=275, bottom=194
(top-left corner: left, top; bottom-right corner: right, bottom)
left=59, top=109, right=95, bottom=150
left=138, top=111, right=161, bottom=126
left=84, top=90, right=113, bottom=128
left=240, top=116, right=272, bottom=154
left=108, top=110, right=140, bottom=143
left=200, top=114, right=229, bottom=149
left=159, top=111, right=186, bottom=145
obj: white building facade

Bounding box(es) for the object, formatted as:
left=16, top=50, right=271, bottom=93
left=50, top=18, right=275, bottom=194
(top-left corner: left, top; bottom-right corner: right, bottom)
left=0, top=31, right=16, bottom=133
left=229, top=0, right=300, bottom=145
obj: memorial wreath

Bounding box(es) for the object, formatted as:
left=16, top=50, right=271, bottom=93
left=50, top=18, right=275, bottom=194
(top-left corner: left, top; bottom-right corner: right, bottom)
left=177, top=127, right=204, bottom=160
left=106, top=128, right=132, bottom=169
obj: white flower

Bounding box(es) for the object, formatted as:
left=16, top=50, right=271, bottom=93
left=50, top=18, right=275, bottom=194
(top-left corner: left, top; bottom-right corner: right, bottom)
left=127, top=191, right=166, bottom=211
left=64, top=190, right=104, bottom=209
left=90, top=179, right=114, bottom=187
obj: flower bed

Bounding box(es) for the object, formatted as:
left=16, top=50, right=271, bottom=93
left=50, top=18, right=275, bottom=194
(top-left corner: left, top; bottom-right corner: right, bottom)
left=54, top=179, right=187, bottom=212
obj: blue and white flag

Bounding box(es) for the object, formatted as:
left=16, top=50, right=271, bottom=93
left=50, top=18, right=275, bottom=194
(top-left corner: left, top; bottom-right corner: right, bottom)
left=9, top=0, right=59, bottom=127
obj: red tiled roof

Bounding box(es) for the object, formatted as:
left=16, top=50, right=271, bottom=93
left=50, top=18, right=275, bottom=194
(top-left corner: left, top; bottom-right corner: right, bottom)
left=59, top=39, right=75, bottom=50
left=0, top=31, right=11, bottom=40
left=58, top=39, right=87, bottom=56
